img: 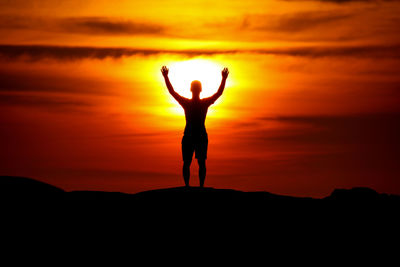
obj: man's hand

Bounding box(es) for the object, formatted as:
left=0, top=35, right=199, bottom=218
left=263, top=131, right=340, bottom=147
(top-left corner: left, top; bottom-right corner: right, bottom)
left=222, top=67, right=229, bottom=79
left=161, top=66, right=169, bottom=77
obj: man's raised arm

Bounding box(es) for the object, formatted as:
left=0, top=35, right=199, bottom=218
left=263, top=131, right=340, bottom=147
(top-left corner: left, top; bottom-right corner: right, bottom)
left=161, top=66, right=185, bottom=104
left=208, top=67, right=229, bottom=104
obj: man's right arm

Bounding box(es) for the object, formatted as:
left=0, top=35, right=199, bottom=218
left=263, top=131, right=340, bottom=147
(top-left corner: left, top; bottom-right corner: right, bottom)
left=161, top=66, right=186, bottom=104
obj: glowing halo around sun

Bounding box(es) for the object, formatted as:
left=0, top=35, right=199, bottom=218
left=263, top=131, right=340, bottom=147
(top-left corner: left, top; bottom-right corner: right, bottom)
left=167, top=59, right=224, bottom=98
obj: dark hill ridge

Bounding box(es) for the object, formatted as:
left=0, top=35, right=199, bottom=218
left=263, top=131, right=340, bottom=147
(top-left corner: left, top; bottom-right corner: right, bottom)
left=2, top=176, right=398, bottom=253
left=1, top=175, right=399, bottom=208
left=2, top=175, right=399, bottom=236
left=0, top=175, right=64, bottom=196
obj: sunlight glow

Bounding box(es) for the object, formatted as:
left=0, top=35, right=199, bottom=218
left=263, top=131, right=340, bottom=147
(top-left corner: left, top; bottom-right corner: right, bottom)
left=167, top=59, right=224, bottom=98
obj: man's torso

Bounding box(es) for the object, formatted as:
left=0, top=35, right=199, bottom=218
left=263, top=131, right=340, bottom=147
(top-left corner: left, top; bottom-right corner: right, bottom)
left=180, top=99, right=212, bottom=137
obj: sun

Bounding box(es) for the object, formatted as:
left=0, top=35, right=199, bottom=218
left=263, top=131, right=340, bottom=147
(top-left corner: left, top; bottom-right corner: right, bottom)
left=167, top=59, right=224, bottom=98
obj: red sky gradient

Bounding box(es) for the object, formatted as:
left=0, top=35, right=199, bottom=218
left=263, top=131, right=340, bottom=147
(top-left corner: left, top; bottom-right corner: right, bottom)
left=1, top=0, right=400, bottom=197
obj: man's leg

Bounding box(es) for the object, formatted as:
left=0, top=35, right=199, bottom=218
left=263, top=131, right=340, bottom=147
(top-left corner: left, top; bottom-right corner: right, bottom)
left=182, top=135, right=194, bottom=187
left=183, top=159, right=192, bottom=187
left=197, top=159, right=206, bottom=187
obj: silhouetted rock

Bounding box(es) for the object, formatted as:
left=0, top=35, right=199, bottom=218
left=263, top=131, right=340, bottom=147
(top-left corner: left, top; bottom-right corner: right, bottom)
left=327, top=187, right=383, bottom=202
left=324, top=186, right=400, bottom=213
left=0, top=176, right=64, bottom=199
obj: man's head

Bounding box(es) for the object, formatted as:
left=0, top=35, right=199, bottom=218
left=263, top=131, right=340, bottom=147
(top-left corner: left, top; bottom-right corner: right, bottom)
left=190, top=80, right=202, bottom=96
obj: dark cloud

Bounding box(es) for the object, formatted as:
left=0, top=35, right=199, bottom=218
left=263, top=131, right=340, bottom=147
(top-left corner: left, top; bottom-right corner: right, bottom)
left=0, top=44, right=229, bottom=61
left=276, top=13, right=351, bottom=32
left=327, top=0, right=399, bottom=2
left=59, top=17, right=165, bottom=35
left=0, top=69, right=116, bottom=95
left=0, top=44, right=400, bottom=62
left=211, top=112, right=400, bottom=195
left=244, top=11, right=353, bottom=33
left=46, top=168, right=178, bottom=192
left=0, top=16, right=165, bottom=36
left=258, top=113, right=400, bottom=146
left=103, top=131, right=177, bottom=139
left=252, top=45, right=400, bottom=58
left=0, top=94, right=93, bottom=112
left=284, top=0, right=399, bottom=3
left=234, top=113, right=400, bottom=182
left=61, top=168, right=175, bottom=179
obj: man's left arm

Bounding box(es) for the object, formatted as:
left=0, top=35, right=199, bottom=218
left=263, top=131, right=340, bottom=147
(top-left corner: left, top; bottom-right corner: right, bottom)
left=206, top=67, right=229, bottom=105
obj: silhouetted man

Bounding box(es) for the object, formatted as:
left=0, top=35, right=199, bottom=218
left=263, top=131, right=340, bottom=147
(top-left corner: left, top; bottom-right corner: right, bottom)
left=161, top=65, right=229, bottom=187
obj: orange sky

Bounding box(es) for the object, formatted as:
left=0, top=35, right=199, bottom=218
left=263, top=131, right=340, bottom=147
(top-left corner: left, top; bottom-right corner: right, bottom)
left=1, top=0, right=400, bottom=197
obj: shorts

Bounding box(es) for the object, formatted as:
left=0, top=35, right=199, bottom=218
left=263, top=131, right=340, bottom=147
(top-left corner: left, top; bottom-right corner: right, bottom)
left=181, top=134, right=208, bottom=161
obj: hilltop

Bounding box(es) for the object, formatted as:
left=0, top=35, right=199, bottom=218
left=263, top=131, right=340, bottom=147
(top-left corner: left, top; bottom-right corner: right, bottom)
left=2, top=175, right=399, bottom=244
left=1, top=175, right=398, bottom=213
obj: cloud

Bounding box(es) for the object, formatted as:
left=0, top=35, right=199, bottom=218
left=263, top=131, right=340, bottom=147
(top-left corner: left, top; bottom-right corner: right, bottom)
left=0, top=69, right=116, bottom=95
left=102, top=131, right=177, bottom=139
left=226, top=113, right=400, bottom=179
left=0, top=94, right=93, bottom=112
left=256, top=113, right=400, bottom=147
left=59, top=17, right=165, bottom=35
left=283, top=0, right=399, bottom=3
left=0, top=15, right=166, bottom=36
left=243, top=11, right=353, bottom=33
left=253, top=45, right=400, bottom=58
left=0, top=44, right=226, bottom=61
left=210, top=112, right=400, bottom=195
left=0, top=44, right=399, bottom=62
left=49, top=168, right=179, bottom=192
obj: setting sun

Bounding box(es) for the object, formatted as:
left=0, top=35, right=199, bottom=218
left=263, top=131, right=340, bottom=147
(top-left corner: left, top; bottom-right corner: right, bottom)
left=167, top=59, right=224, bottom=98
